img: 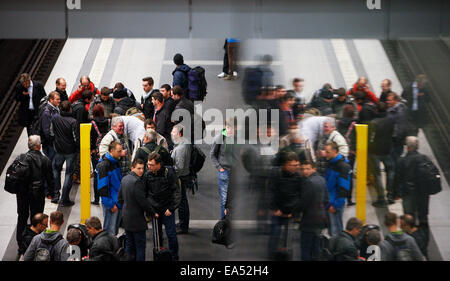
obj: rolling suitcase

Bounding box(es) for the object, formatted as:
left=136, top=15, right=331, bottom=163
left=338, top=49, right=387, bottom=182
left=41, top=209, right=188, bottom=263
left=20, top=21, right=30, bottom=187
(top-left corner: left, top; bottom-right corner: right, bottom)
left=152, top=217, right=173, bottom=261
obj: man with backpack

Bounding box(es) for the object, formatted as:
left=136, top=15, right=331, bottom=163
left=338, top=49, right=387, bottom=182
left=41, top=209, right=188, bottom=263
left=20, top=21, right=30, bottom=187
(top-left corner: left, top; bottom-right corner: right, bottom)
left=172, top=53, right=207, bottom=102
left=326, top=217, right=363, bottom=261
left=172, top=53, right=191, bottom=96
left=12, top=135, right=54, bottom=260
left=51, top=101, right=79, bottom=206
left=133, top=128, right=173, bottom=168
left=89, top=87, right=115, bottom=119
left=394, top=136, right=440, bottom=227
left=171, top=124, right=193, bottom=235
left=23, top=211, right=70, bottom=261
left=379, top=212, right=424, bottom=261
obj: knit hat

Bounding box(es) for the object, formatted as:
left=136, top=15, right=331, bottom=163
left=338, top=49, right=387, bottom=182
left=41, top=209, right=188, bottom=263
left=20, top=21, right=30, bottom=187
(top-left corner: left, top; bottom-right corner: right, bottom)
left=173, top=53, right=184, bottom=65
left=113, top=89, right=127, bottom=99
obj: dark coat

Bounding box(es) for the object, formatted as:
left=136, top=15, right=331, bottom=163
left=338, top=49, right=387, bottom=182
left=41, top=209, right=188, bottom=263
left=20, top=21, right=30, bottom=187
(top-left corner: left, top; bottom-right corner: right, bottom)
left=164, top=97, right=177, bottom=118
left=172, top=64, right=191, bottom=94
left=118, top=172, right=155, bottom=232
left=114, top=97, right=139, bottom=115
left=154, top=102, right=174, bottom=148
left=51, top=111, right=78, bottom=154
left=297, top=172, right=329, bottom=232
left=90, top=117, right=110, bottom=155
left=40, top=103, right=60, bottom=146
left=368, top=114, right=394, bottom=156
left=86, top=230, right=119, bottom=261
left=141, top=89, right=157, bottom=119
left=394, top=150, right=427, bottom=198
left=15, top=81, right=46, bottom=127
left=20, top=150, right=54, bottom=198
left=72, top=100, right=90, bottom=128
left=55, top=88, right=69, bottom=102
left=269, top=169, right=302, bottom=216
left=401, top=84, right=429, bottom=113
left=329, top=231, right=360, bottom=261
left=144, top=166, right=178, bottom=214
left=21, top=225, right=39, bottom=254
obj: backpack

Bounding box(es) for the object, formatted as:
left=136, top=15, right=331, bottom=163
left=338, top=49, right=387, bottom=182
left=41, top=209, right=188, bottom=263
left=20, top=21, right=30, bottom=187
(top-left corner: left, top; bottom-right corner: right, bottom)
left=417, top=155, right=442, bottom=195
left=242, top=67, right=263, bottom=103
left=125, top=106, right=143, bottom=117
left=320, top=234, right=336, bottom=261
left=385, top=236, right=413, bottom=261
left=211, top=215, right=232, bottom=246
left=187, top=66, right=207, bottom=101
left=92, top=120, right=111, bottom=161
left=190, top=144, right=206, bottom=175
left=4, top=153, right=29, bottom=194
left=34, top=236, right=63, bottom=261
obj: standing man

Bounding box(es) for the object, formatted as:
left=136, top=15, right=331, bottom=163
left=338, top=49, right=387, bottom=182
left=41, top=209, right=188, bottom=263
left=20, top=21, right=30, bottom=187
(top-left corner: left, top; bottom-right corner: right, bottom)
left=297, top=161, right=329, bottom=261
left=14, top=73, right=47, bottom=136
left=152, top=91, right=174, bottom=150
left=51, top=101, right=79, bottom=206
left=97, top=142, right=124, bottom=235
left=160, top=84, right=176, bottom=117
left=379, top=79, right=392, bottom=103
left=69, top=75, right=100, bottom=107
left=145, top=152, right=180, bottom=260
left=210, top=118, right=237, bottom=219
left=99, top=116, right=132, bottom=177
left=40, top=91, right=60, bottom=168
left=118, top=159, right=154, bottom=261
left=141, top=76, right=157, bottom=120
left=172, top=53, right=191, bottom=95
left=402, top=74, right=429, bottom=129
left=55, top=78, right=69, bottom=101
left=291, top=78, right=306, bottom=116
left=386, top=92, right=409, bottom=164
left=15, top=135, right=54, bottom=259
left=89, top=87, right=115, bottom=119
left=171, top=125, right=193, bottom=234
left=394, top=136, right=431, bottom=228
left=324, top=142, right=351, bottom=236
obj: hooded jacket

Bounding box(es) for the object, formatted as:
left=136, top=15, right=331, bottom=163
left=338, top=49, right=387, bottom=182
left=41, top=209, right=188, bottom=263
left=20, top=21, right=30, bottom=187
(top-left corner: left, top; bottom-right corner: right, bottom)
left=23, top=230, right=69, bottom=261
left=40, top=103, right=60, bottom=146
left=172, top=64, right=191, bottom=94
left=379, top=231, right=424, bottom=261
left=325, top=154, right=350, bottom=210
left=97, top=152, right=123, bottom=210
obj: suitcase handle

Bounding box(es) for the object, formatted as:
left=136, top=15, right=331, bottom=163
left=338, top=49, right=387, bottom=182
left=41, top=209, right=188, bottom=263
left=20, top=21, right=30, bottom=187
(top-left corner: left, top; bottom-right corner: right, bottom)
left=152, top=217, right=161, bottom=251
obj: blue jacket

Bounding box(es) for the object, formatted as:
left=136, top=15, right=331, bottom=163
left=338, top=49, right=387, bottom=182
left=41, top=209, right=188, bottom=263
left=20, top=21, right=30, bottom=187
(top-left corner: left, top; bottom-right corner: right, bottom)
left=97, top=153, right=123, bottom=209
left=324, top=154, right=350, bottom=210
left=172, top=64, right=191, bottom=94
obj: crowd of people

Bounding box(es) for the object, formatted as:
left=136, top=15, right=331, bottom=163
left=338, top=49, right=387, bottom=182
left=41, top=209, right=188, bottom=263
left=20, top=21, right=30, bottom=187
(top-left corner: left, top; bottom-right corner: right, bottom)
left=10, top=47, right=439, bottom=261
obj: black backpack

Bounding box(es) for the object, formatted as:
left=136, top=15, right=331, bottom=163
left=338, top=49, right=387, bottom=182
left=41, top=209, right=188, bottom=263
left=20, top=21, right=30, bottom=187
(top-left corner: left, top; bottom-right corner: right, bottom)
left=4, top=153, right=30, bottom=194
left=190, top=144, right=206, bottom=175
left=34, top=236, right=63, bottom=261
left=212, top=215, right=232, bottom=247
left=187, top=66, right=207, bottom=101
left=417, top=155, right=442, bottom=195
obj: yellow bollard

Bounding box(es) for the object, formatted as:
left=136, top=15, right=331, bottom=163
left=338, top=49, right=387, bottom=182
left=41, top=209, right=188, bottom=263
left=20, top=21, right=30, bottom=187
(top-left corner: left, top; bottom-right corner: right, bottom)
left=355, top=124, right=368, bottom=225
left=80, top=123, right=92, bottom=224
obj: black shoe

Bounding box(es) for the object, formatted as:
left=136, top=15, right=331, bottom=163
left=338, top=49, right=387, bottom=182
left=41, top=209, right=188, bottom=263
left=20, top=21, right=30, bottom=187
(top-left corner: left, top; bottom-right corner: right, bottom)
left=372, top=200, right=388, bottom=208
left=347, top=201, right=356, bottom=206
left=91, top=201, right=99, bottom=205
left=61, top=201, right=75, bottom=207
left=51, top=198, right=59, bottom=204
left=176, top=226, right=189, bottom=234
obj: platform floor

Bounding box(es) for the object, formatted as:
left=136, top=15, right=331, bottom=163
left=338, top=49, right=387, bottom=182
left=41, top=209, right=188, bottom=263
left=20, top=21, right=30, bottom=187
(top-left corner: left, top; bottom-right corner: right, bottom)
left=1, top=38, right=448, bottom=261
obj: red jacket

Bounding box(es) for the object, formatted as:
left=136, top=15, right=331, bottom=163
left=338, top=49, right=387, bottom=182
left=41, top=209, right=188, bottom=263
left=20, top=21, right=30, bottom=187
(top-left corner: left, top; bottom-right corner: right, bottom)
left=69, top=82, right=100, bottom=111
left=346, top=83, right=379, bottom=104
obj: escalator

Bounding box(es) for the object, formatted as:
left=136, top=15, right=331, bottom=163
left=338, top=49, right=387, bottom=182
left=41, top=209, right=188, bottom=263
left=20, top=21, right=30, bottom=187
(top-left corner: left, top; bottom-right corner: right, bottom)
left=381, top=39, right=450, bottom=183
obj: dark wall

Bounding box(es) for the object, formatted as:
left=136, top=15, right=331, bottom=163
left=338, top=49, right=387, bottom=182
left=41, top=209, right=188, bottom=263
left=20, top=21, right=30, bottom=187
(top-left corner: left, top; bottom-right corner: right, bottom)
left=0, top=0, right=448, bottom=38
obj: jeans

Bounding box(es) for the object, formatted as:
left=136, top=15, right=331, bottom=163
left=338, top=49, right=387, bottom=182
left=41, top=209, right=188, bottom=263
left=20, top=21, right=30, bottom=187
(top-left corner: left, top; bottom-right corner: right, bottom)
left=153, top=213, right=179, bottom=259
left=53, top=153, right=77, bottom=202
left=369, top=154, right=395, bottom=201
left=178, top=177, right=192, bottom=231
left=328, top=207, right=344, bottom=236
left=218, top=170, right=230, bottom=219
left=125, top=230, right=147, bottom=261
left=42, top=144, right=56, bottom=196
left=268, top=216, right=290, bottom=259
left=300, top=231, right=321, bottom=261
left=102, top=204, right=122, bottom=236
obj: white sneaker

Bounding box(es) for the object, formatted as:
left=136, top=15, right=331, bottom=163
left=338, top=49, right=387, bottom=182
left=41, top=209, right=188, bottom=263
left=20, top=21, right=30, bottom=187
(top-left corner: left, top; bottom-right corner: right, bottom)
left=233, top=71, right=238, bottom=77
left=217, top=72, right=226, bottom=78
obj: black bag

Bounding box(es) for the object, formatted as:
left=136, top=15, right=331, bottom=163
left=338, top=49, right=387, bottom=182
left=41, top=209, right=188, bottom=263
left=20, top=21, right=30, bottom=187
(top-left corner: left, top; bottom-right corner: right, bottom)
left=212, top=215, right=232, bottom=247
left=187, top=66, right=207, bottom=101
left=190, top=144, right=206, bottom=175
left=273, top=221, right=292, bottom=261
left=4, top=153, right=29, bottom=194
left=320, top=234, right=335, bottom=261
left=417, top=155, right=442, bottom=195
left=152, top=217, right=173, bottom=261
